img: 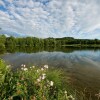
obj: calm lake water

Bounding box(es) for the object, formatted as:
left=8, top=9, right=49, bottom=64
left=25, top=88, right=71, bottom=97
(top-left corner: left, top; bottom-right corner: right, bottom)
left=0, top=48, right=100, bottom=97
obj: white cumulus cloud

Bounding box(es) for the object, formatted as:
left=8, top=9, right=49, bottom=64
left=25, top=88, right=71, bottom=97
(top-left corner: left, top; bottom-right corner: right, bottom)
left=0, top=0, right=100, bottom=39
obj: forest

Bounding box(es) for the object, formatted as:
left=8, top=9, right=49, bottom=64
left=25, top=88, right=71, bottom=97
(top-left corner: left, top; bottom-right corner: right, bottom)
left=0, top=34, right=100, bottom=53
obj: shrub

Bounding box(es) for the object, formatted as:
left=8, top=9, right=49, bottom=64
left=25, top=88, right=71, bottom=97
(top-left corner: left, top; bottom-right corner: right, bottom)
left=0, top=60, right=74, bottom=100
left=0, top=44, right=5, bottom=54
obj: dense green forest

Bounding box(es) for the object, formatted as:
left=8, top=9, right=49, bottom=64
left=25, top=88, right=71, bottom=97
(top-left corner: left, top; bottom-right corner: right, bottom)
left=0, top=35, right=100, bottom=53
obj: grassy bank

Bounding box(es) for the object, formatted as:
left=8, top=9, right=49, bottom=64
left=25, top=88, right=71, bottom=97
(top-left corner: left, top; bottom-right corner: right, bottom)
left=0, top=59, right=100, bottom=100
left=0, top=59, right=74, bottom=100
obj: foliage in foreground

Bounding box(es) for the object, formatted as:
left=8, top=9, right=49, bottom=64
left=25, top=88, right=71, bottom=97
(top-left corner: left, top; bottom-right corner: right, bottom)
left=0, top=59, right=74, bottom=100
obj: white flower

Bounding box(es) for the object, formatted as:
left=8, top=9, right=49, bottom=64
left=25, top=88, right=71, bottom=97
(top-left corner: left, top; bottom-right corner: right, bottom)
left=21, top=67, right=24, bottom=70
left=42, top=73, right=46, bottom=76
left=50, top=81, right=54, bottom=86
left=69, top=95, right=75, bottom=100
left=42, top=76, right=46, bottom=80
left=41, top=74, right=46, bottom=80
left=30, top=67, right=32, bottom=69
left=21, top=64, right=24, bottom=66
left=44, top=65, right=48, bottom=69
left=64, top=90, right=67, bottom=94
left=37, top=78, right=41, bottom=82
left=37, top=76, right=42, bottom=82
left=37, top=70, right=39, bottom=73
left=23, top=68, right=28, bottom=71
left=23, top=65, right=26, bottom=67
left=32, top=66, right=35, bottom=68
left=6, top=65, right=11, bottom=68
left=41, top=68, right=44, bottom=71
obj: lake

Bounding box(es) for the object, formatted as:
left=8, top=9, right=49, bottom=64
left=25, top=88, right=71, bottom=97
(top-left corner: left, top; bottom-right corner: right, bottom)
left=0, top=47, right=100, bottom=98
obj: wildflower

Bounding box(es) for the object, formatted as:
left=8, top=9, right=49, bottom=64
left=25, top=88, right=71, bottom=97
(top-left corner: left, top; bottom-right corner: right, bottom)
left=64, top=90, right=67, bottom=94
left=37, top=78, right=41, bottom=82
left=6, top=65, right=11, bottom=68
left=37, top=70, right=39, bottom=73
left=23, top=68, right=28, bottom=71
left=42, top=73, right=46, bottom=76
left=95, top=92, right=100, bottom=99
left=41, top=68, right=44, bottom=71
left=44, top=65, right=48, bottom=69
left=21, top=64, right=24, bottom=66
left=42, top=75, right=46, bottom=80
left=23, top=65, right=26, bottom=67
left=41, top=74, right=46, bottom=80
left=69, top=95, right=75, bottom=100
left=21, top=67, right=24, bottom=70
left=50, top=81, right=54, bottom=86
left=8, top=96, right=13, bottom=100
left=32, top=66, right=35, bottom=68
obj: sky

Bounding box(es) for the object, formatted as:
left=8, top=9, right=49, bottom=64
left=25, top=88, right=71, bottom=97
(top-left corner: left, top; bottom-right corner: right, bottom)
left=0, top=0, right=100, bottom=39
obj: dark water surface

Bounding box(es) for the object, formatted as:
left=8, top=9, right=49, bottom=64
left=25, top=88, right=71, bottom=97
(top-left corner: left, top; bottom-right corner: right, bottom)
left=0, top=48, right=100, bottom=97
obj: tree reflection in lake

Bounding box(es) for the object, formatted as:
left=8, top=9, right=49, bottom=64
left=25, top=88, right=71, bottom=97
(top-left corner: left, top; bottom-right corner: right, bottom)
left=0, top=47, right=100, bottom=99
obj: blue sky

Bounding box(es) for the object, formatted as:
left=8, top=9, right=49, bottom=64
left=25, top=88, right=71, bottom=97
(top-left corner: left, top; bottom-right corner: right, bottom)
left=0, top=0, right=100, bottom=39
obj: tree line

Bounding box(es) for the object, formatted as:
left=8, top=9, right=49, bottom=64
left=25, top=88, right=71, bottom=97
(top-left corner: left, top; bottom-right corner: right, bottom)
left=0, top=35, right=100, bottom=53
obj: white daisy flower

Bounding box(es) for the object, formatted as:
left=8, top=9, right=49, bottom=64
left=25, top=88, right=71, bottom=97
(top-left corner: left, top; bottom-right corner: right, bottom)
left=44, top=65, right=48, bottom=69
left=50, top=81, right=54, bottom=86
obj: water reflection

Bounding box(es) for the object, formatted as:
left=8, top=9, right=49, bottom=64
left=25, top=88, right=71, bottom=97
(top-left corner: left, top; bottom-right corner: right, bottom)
left=0, top=49, right=100, bottom=97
